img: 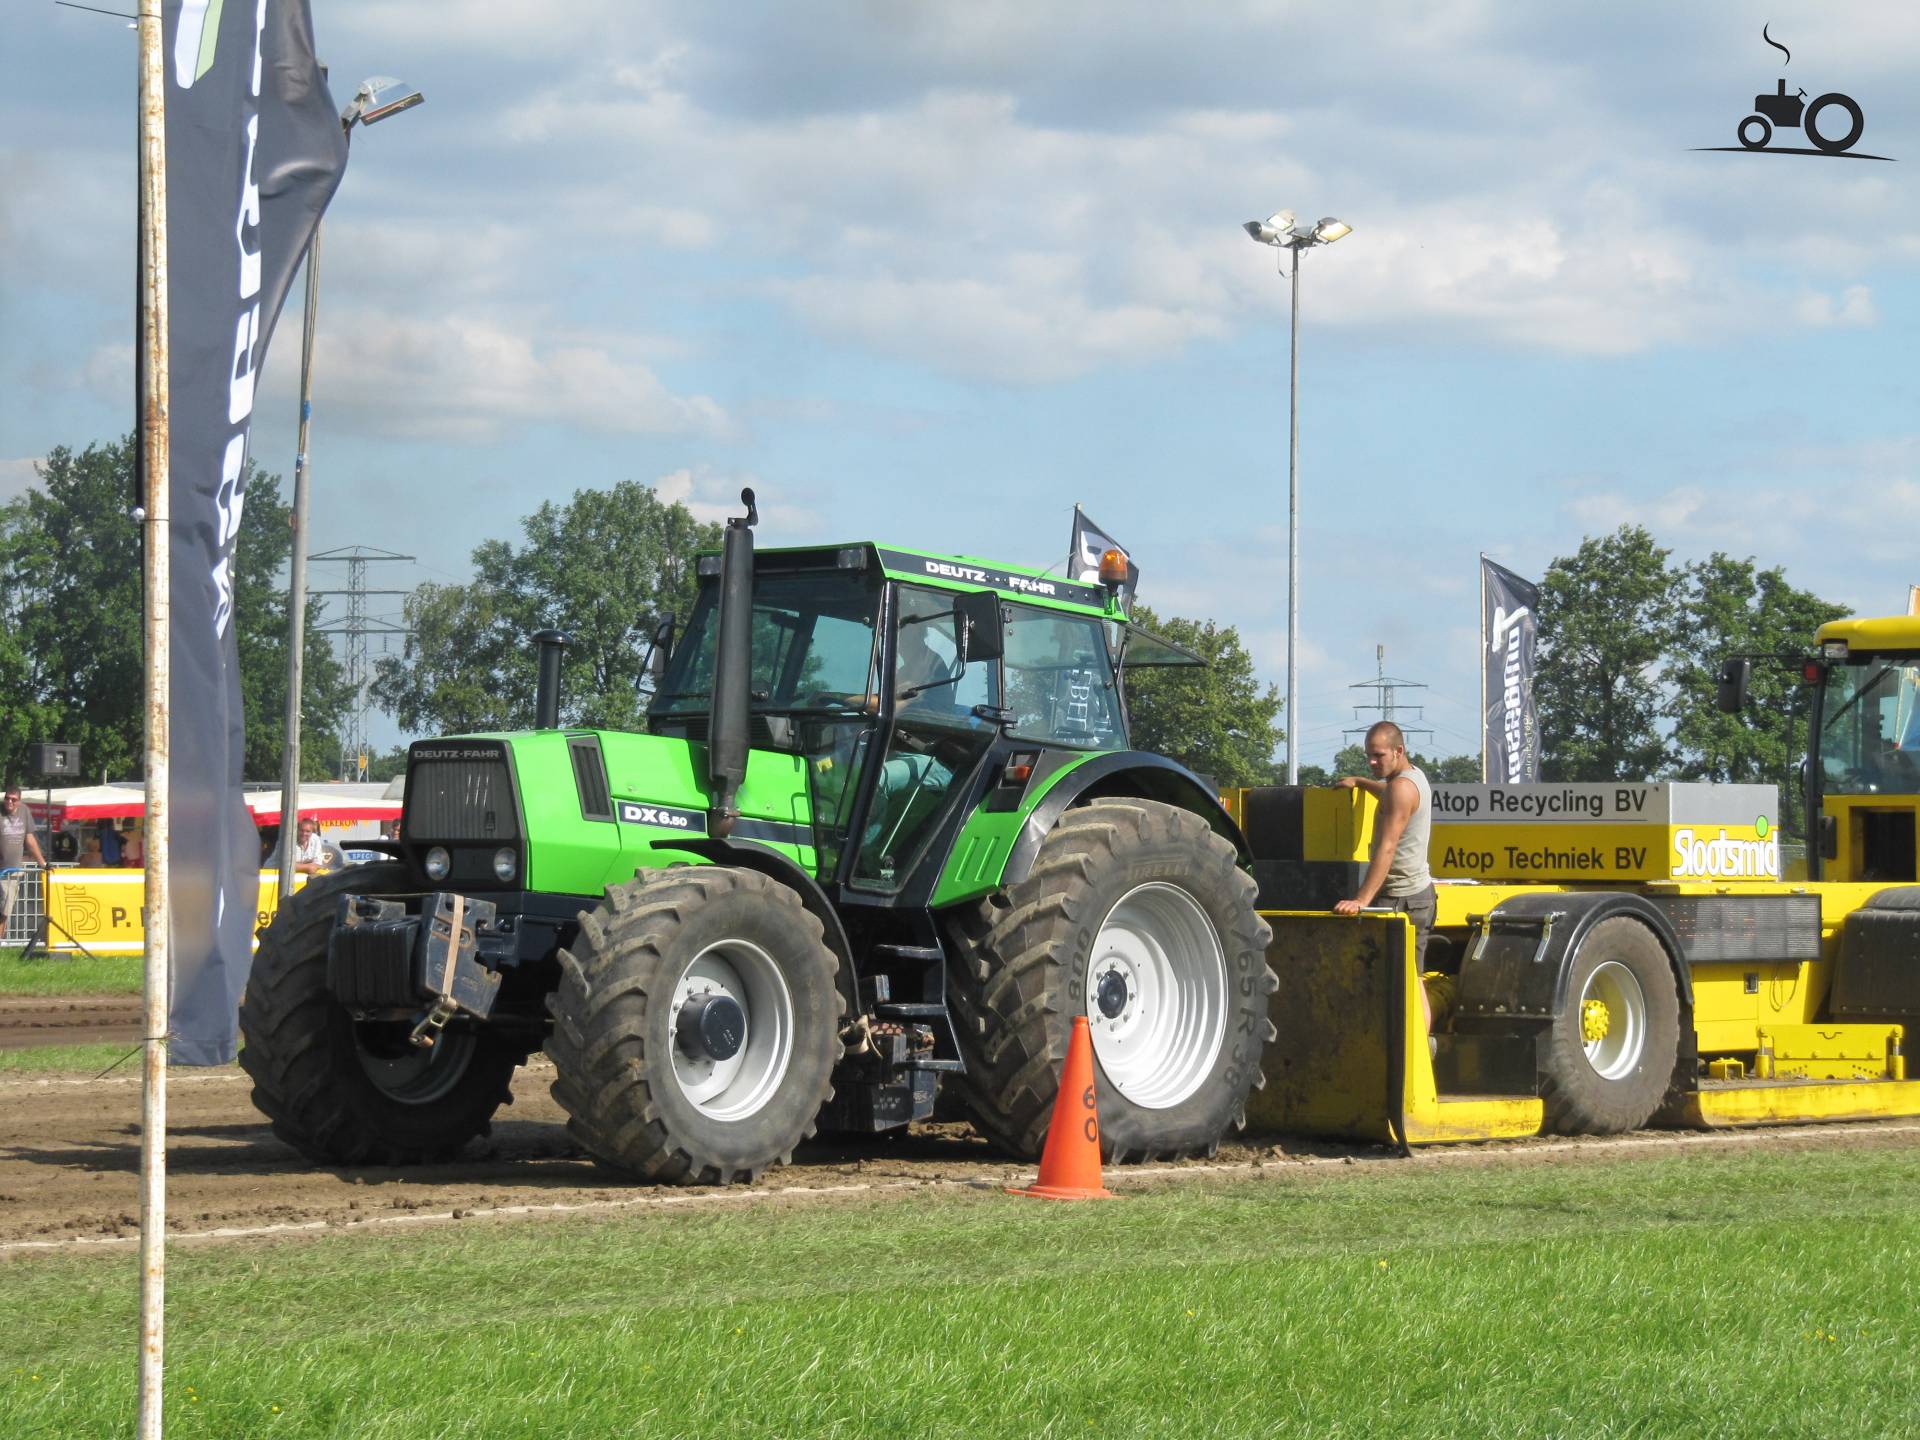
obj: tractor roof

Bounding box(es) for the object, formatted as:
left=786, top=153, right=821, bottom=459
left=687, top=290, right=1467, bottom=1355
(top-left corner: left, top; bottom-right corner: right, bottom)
left=698, top=540, right=1126, bottom=620
left=1817, top=615, right=1920, bottom=652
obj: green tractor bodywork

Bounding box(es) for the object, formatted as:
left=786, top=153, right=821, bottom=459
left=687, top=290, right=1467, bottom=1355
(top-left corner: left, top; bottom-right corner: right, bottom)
left=241, top=499, right=1276, bottom=1182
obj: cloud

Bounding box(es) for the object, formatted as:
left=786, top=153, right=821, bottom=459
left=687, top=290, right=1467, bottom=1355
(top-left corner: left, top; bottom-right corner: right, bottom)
left=263, top=312, right=729, bottom=444
left=1795, top=285, right=1878, bottom=328
left=0, top=457, right=42, bottom=502
left=651, top=465, right=822, bottom=535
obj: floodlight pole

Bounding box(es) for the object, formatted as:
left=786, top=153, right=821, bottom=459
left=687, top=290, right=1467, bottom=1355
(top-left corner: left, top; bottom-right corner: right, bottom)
left=1286, top=249, right=1302, bottom=785
left=1243, top=211, right=1350, bottom=784
left=135, top=7, right=172, bottom=1436
left=278, top=77, right=423, bottom=895
left=277, top=227, right=322, bottom=901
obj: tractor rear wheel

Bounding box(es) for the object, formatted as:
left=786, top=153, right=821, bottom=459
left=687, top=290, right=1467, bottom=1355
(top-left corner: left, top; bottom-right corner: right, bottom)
left=946, top=798, right=1276, bottom=1162
left=240, top=863, right=524, bottom=1165
left=1538, top=917, right=1680, bottom=1135
left=545, top=867, right=843, bottom=1184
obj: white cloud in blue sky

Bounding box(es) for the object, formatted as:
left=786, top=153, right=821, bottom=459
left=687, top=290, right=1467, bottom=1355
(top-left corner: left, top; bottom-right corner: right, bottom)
left=5, top=1, right=1919, bottom=765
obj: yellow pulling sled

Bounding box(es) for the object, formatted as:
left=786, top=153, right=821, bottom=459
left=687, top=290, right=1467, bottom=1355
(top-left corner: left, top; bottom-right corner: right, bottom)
left=1240, top=614, right=1920, bottom=1145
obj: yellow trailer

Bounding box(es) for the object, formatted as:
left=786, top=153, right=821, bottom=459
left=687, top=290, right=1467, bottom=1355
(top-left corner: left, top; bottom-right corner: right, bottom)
left=1236, top=614, right=1920, bottom=1146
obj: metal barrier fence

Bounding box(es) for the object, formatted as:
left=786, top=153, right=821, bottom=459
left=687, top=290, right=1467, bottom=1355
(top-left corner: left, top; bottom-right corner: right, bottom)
left=1, top=866, right=47, bottom=948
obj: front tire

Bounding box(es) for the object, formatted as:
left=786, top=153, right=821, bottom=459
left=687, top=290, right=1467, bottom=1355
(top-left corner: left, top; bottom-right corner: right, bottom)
left=1538, top=917, right=1680, bottom=1135
left=239, top=864, right=524, bottom=1165
left=545, top=867, right=843, bottom=1184
left=947, top=799, right=1276, bottom=1162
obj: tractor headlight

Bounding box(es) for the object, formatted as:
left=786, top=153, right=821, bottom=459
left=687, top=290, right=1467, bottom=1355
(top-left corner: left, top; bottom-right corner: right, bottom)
left=424, top=846, right=451, bottom=882
left=492, top=847, right=518, bottom=883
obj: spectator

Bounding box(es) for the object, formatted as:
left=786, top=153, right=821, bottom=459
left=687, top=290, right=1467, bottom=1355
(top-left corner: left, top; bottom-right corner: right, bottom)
left=99, top=822, right=121, bottom=866
left=292, top=815, right=331, bottom=875
left=75, top=831, right=105, bottom=867
left=1, top=784, right=47, bottom=936
left=51, top=828, right=78, bottom=863
left=120, top=824, right=145, bottom=868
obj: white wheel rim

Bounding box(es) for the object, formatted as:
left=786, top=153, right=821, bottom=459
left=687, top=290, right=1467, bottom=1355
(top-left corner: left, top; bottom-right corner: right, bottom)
left=668, top=940, right=795, bottom=1120
left=1084, top=882, right=1228, bottom=1109
left=1581, top=960, right=1646, bottom=1081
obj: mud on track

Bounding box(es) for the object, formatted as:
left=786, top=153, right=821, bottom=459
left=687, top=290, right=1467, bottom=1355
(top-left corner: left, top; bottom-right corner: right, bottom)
left=4, top=1002, right=1920, bottom=1254
left=0, top=994, right=145, bottom=1049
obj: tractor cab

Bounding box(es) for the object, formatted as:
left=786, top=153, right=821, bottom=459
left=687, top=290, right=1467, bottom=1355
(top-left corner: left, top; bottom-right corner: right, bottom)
left=647, top=540, right=1131, bottom=895
left=1721, top=615, right=1920, bottom=882
left=1805, top=618, right=1920, bottom=883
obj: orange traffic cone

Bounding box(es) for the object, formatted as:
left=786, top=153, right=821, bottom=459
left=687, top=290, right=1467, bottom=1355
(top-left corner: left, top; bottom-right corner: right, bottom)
left=1008, top=1015, right=1115, bottom=1200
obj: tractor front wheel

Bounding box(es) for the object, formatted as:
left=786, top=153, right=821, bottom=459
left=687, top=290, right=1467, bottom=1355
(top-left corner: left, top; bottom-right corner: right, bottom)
left=947, top=798, right=1276, bottom=1162
left=545, top=867, right=844, bottom=1184
left=239, top=863, right=524, bottom=1165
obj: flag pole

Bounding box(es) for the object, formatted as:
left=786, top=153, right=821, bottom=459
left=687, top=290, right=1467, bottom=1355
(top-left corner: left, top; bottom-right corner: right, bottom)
left=1478, top=554, right=1488, bottom=784
left=135, top=7, right=173, bottom=1436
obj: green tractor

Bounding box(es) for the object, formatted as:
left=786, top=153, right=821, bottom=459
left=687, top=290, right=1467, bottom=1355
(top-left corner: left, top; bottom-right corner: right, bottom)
left=240, top=493, right=1276, bottom=1183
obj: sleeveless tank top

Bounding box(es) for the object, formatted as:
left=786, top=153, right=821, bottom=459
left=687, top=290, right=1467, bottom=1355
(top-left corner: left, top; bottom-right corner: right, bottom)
left=1371, top=764, right=1432, bottom=896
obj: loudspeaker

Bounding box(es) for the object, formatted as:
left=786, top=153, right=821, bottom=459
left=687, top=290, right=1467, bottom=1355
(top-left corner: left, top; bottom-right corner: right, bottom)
left=30, top=743, right=80, bottom=778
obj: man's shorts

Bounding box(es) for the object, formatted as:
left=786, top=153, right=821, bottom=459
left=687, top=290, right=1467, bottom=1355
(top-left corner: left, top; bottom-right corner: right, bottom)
left=1382, top=884, right=1437, bottom=970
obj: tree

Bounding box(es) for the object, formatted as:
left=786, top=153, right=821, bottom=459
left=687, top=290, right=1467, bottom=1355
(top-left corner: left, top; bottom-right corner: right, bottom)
left=1121, top=603, right=1283, bottom=788
left=0, top=437, right=349, bottom=782
left=1665, top=553, right=1845, bottom=840
left=364, top=746, right=411, bottom=784
left=372, top=482, right=720, bottom=735
left=1535, top=525, right=1678, bottom=782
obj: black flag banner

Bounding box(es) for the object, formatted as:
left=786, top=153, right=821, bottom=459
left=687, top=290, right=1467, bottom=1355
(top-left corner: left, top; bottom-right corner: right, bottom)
left=162, top=0, right=347, bottom=1063
left=1068, top=505, right=1140, bottom=610
left=1481, top=557, right=1541, bottom=784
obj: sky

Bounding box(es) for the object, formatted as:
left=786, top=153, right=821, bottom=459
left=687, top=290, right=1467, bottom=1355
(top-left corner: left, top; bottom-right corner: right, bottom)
left=5, top=1, right=1919, bottom=770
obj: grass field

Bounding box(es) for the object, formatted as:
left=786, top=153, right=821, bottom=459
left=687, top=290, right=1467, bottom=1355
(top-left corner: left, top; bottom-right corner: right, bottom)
left=0, top=1041, right=146, bottom=1075
left=0, top=949, right=142, bottom=996
left=4, top=1142, right=1917, bottom=1438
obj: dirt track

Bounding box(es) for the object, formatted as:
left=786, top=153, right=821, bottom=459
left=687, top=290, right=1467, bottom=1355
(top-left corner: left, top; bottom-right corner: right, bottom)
left=5, top=995, right=1920, bottom=1255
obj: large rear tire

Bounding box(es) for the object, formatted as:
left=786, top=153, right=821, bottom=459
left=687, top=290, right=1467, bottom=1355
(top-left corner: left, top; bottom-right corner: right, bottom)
left=545, top=867, right=844, bottom=1184
left=1538, top=917, right=1680, bottom=1135
left=239, top=864, right=524, bottom=1165
left=946, top=798, right=1276, bottom=1162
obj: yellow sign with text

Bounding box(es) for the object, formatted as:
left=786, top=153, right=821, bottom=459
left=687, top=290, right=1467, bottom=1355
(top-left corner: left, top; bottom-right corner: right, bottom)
left=44, top=869, right=309, bottom=956
left=1432, top=821, right=1780, bottom=883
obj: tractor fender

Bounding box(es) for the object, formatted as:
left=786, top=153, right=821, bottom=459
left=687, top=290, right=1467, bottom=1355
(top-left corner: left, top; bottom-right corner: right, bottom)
left=649, top=836, right=861, bottom=1021
left=1000, top=750, right=1251, bottom=891
left=1453, top=890, right=1693, bottom=1027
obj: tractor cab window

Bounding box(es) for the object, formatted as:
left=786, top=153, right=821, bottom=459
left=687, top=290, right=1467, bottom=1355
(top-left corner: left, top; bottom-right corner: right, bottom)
left=1003, top=607, right=1124, bottom=749
left=843, top=587, right=1002, bottom=891
left=650, top=570, right=880, bottom=720
left=1820, top=657, right=1920, bottom=794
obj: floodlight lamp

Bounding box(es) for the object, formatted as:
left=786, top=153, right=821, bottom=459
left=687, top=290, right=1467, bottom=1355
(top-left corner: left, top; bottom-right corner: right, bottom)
left=1242, top=210, right=1298, bottom=247
left=1312, top=217, right=1352, bottom=244
left=344, top=76, right=425, bottom=128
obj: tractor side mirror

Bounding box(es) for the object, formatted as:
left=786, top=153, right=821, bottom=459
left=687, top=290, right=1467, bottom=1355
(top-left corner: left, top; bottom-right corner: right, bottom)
left=1716, top=657, right=1752, bottom=714
left=953, top=590, right=1005, bottom=665
left=647, top=612, right=676, bottom=681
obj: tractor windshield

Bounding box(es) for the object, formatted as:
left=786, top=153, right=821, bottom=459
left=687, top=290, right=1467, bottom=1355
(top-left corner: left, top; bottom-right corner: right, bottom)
left=1819, top=655, right=1920, bottom=795
left=651, top=570, right=879, bottom=716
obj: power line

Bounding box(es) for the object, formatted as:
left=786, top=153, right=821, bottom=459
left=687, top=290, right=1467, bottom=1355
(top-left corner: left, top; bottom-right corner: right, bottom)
left=1344, top=644, right=1434, bottom=749
left=307, top=544, right=414, bottom=779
